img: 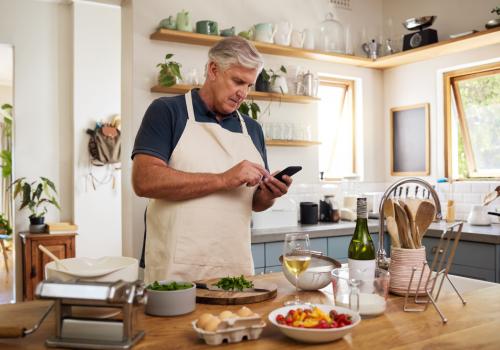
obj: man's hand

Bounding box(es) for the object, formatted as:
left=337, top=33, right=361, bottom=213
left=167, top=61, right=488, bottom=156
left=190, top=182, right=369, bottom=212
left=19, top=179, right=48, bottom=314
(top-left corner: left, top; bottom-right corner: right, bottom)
left=221, top=160, right=270, bottom=189
left=252, top=170, right=293, bottom=211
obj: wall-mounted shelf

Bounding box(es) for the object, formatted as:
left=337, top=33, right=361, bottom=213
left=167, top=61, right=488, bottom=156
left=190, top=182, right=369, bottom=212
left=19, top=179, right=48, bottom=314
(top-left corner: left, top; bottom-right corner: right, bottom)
left=150, top=27, right=500, bottom=70
left=265, top=139, right=321, bottom=147
left=150, top=29, right=373, bottom=67
left=150, top=84, right=320, bottom=104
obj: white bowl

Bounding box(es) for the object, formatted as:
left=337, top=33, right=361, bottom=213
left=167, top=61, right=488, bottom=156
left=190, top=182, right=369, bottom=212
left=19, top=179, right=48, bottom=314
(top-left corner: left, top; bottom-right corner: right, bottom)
left=45, top=256, right=139, bottom=282
left=268, top=304, right=361, bottom=343
left=280, top=253, right=340, bottom=290
left=146, top=281, right=196, bottom=316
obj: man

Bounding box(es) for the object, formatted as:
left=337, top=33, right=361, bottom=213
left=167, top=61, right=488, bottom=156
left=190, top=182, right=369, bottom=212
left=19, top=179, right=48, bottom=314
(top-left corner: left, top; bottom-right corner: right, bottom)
left=132, top=37, right=293, bottom=282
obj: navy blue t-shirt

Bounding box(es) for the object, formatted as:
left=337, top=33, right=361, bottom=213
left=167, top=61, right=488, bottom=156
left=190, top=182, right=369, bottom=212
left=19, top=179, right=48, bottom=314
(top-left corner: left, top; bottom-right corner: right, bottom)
left=132, top=89, right=269, bottom=170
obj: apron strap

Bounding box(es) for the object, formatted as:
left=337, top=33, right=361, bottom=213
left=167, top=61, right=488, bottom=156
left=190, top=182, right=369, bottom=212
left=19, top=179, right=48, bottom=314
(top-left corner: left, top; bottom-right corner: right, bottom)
left=139, top=206, right=148, bottom=268
left=236, top=111, right=249, bottom=135
left=184, top=91, right=195, bottom=120
left=185, top=90, right=248, bottom=135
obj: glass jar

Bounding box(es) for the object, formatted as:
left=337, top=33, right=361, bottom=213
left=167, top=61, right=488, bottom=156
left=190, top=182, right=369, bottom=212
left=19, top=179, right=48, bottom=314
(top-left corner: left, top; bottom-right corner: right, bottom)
left=317, top=11, right=346, bottom=54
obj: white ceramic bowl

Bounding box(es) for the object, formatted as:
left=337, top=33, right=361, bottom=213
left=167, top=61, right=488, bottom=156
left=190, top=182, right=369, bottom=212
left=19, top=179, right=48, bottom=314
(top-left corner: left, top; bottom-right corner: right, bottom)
left=145, top=281, right=196, bottom=316
left=268, top=304, right=360, bottom=343
left=45, top=256, right=138, bottom=282
left=280, top=253, right=341, bottom=290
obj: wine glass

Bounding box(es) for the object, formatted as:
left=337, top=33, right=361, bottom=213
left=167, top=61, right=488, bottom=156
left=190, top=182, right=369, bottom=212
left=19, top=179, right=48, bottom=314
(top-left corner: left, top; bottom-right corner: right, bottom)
left=283, top=233, right=311, bottom=305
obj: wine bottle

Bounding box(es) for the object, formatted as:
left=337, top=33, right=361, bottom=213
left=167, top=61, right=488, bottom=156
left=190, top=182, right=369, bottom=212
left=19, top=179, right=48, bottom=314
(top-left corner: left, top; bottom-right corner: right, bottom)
left=348, top=197, right=376, bottom=283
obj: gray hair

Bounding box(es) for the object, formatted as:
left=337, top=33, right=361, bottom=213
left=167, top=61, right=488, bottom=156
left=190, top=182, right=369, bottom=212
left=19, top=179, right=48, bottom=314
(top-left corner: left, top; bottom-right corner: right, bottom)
left=206, top=36, right=264, bottom=76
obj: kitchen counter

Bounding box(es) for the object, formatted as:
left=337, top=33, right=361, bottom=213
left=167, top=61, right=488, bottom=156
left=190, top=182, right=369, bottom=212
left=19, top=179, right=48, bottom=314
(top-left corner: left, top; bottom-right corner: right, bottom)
left=2, top=273, right=500, bottom=349
left=251, top=220, right=380, bottom=243
left=252, top=220, right=500, bottom=244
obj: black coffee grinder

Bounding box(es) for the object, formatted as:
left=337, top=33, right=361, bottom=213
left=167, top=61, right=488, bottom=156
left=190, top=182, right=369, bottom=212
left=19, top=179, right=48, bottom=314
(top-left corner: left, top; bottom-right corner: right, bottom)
left=402, top=16, right=437, bottom=51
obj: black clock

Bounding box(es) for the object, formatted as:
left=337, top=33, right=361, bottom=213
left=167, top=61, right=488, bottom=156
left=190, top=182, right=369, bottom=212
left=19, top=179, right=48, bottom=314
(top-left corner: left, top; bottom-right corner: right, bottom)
left=403, top=28, right=438, bottom=50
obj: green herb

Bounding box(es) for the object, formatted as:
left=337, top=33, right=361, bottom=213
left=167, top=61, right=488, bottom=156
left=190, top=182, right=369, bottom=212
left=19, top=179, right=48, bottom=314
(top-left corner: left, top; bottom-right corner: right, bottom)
left=147, top=281, right=192, bottom=291
left=215, top=275, right=254, bottom=292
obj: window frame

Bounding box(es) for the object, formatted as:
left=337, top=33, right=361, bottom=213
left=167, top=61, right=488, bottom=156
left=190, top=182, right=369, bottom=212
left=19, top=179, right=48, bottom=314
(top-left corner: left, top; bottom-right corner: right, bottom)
left=317, top=77, right=356, bottom=181
left=444, top=61, right=500, bottom=180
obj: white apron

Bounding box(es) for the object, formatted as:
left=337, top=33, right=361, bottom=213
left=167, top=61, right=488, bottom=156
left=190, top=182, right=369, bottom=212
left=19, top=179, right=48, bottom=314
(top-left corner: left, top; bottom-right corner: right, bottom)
left=144, top=91, right=264, bottom=282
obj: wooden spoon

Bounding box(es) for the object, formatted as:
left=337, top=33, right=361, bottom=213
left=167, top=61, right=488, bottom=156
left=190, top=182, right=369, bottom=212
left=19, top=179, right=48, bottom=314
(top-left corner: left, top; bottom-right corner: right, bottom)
left=414, top=201, right=436, bottom=246
left=38, top=244, right=69, bottom=271
left=383, top=198, right=395, bottom=219
left=403, top=198, right=421, bottom=222
left=483, top=186, right=500, bottom=206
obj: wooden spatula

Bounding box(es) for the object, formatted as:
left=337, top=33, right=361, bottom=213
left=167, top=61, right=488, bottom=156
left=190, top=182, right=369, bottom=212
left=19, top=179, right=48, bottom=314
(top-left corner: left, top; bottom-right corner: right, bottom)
left=400, top=200, right=419, bottom=248
left=386, top=216, right=400, bottom=248
left=394, top=202, right=414, bottom=249
left=414, top=201, right=436, bottom=246
left=403, top=198, right=421, bottom=222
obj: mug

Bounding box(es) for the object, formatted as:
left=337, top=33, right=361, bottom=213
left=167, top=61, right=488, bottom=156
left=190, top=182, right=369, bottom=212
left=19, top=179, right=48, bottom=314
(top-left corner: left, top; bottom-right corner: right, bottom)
left=158, top=16, right=176, bottom=30
left=220, top=26, right=235, bottom=37
left=196, top=20, right=219, bottom=35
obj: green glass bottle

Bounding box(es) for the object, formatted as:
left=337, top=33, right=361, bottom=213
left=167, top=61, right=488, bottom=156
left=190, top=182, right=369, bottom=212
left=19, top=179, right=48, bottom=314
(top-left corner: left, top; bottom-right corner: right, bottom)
left=348, top=197, right=376, bottom=281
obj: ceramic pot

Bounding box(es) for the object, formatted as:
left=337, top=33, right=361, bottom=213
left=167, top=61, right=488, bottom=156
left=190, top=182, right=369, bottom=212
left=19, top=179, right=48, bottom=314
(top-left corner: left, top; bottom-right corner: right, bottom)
left=389, top=247, right=430, bottom=296
left=176, top=10, right=192, bottom=32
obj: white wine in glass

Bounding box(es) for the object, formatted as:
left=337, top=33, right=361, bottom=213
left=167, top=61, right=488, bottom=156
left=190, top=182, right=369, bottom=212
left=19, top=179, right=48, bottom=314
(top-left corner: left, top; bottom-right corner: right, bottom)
left=283, top=233, right=311, bottom=305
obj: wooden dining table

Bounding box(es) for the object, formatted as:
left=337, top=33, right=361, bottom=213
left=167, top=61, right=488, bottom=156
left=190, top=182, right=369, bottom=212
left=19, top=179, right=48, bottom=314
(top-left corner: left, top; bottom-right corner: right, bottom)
left=1, top=272, right=499, bottom=349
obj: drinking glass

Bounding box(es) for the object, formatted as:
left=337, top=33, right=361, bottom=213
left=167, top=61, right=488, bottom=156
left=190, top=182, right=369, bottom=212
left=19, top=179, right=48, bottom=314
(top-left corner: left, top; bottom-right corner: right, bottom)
left=283, top=233, right=311, bottom=305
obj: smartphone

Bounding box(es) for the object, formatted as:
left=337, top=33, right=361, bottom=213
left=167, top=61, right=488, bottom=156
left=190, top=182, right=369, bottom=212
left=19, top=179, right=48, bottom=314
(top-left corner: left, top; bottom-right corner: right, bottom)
left=273, top=166, right=302, bottom=183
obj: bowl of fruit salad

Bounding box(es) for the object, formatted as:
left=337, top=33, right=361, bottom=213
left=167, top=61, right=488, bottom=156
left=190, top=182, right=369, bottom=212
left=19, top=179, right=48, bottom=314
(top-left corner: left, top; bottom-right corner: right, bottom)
left=268, top=304, right=360, bottom=343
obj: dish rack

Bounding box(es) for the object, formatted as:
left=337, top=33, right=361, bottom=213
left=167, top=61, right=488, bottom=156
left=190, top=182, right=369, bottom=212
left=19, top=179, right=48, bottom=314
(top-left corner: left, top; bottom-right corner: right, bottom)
left=403, top=222, right=466, bottom=323
left=377, top=177, right=442, bottom=269
left=377, top=177, right=466, bottom=323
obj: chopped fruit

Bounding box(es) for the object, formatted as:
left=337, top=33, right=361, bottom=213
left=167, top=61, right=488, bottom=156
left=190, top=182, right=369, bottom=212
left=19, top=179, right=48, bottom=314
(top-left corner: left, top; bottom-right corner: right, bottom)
left=275, top=307, right=352, bottom=329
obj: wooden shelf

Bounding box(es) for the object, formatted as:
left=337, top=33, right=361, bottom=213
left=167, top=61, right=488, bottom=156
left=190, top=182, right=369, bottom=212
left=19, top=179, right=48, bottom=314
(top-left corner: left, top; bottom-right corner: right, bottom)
left=151, top=27, right=500, bottom=69
left=265, top=139, right=321, bottom=147
left=150, top=29, right=373, bottom=68
left=150, top=84, right=320, bottom=103
left=371, top=27, right=500, bottom=69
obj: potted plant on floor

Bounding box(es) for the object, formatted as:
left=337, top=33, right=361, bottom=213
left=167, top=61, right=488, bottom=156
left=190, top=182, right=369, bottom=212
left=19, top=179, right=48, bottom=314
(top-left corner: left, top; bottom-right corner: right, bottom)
left=12, top=176, right=60, bottom=232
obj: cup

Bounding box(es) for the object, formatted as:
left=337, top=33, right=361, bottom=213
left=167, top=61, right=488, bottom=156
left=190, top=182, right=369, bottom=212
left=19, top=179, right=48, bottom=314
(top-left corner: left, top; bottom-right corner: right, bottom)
left=331, top=267, right=389, bottom=317
left=220, top=26, right=235, bottom=37
left=196, top=20, right=219, bottom=35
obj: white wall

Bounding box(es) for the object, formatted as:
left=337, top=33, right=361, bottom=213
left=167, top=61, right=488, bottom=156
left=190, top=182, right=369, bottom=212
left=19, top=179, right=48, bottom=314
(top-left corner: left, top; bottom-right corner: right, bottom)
left=0, top=85, right=12, bottom=105
left=73, top=1, right=122, bottom=257
left=121, top=0, right=386, bottom=259
left=0, top=0, right=72, bottom=301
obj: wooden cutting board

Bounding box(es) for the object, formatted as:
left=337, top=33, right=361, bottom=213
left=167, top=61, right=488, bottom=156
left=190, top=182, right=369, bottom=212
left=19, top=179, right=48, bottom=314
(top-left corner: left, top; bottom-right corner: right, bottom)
left=195, top=277, right=277, bottom=305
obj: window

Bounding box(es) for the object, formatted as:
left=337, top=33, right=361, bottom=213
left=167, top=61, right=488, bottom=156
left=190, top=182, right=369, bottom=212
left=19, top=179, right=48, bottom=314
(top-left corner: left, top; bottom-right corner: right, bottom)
left=317, top=78, right=355, bottom=180
left=444, top=62, right=500, bottom=179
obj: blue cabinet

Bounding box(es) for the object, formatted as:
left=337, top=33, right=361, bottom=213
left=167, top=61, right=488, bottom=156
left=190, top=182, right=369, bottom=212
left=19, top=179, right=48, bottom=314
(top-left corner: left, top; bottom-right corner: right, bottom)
left=251, top=244, right=265, bottom=269
left=422, top=237, right=496, bottom=282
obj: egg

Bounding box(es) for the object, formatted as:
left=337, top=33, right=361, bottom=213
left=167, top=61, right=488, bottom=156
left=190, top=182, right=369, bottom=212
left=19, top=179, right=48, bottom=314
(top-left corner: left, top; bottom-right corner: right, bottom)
left=219, top=310, right=236, bottom=320
left=236, top=306, right=253, bottom=317
left=197, top=313, right=214, bottom=329
left=204, top=317, right=221, bottom=332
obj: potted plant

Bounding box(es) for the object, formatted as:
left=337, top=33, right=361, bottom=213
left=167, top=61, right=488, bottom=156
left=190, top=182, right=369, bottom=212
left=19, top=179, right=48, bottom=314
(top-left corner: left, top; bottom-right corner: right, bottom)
left=157, top=53, right=183, bottom=87
left=238, top=100, right=261, bottom=120
left=0, top=213, right=12, bottom=236
left=486, top=7, right=500, bottom=29
left=269, top=65, right=288, bottom=94
left=255, top=68, right=271, bottom=92
left=12, top=176, right=60, bottom=232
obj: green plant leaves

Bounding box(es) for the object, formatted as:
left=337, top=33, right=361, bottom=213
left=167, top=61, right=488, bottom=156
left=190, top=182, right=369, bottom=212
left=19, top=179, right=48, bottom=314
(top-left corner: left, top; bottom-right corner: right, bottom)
left=12, top=177, right=61, bottom=218
left=158, top=53, right=183, bottom=87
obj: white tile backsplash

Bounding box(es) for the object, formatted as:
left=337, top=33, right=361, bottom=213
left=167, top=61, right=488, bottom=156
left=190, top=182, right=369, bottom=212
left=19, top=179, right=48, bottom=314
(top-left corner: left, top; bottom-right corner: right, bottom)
left=436, top=181, right=500, bottom=221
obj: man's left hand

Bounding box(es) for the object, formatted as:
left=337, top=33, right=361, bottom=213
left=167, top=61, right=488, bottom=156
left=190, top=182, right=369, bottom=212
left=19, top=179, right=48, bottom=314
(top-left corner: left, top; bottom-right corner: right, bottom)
left=252, top=171, right=292, bottom=211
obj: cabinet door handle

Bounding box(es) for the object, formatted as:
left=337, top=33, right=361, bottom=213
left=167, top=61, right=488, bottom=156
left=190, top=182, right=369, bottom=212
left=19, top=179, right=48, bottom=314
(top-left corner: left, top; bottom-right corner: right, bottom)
left=431, top=246, right=444, bottom=254
left=30, top=266, right=36, bottom=278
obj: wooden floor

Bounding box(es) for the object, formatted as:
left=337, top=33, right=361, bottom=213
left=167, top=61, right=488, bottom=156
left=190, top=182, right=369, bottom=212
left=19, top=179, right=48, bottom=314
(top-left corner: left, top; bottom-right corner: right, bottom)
left=0, top=246, right=13, bottom=304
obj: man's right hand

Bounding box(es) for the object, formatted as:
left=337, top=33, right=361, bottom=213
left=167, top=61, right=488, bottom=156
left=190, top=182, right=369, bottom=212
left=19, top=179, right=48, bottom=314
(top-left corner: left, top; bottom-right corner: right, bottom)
left=221, top=160, right=270, bottom=189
